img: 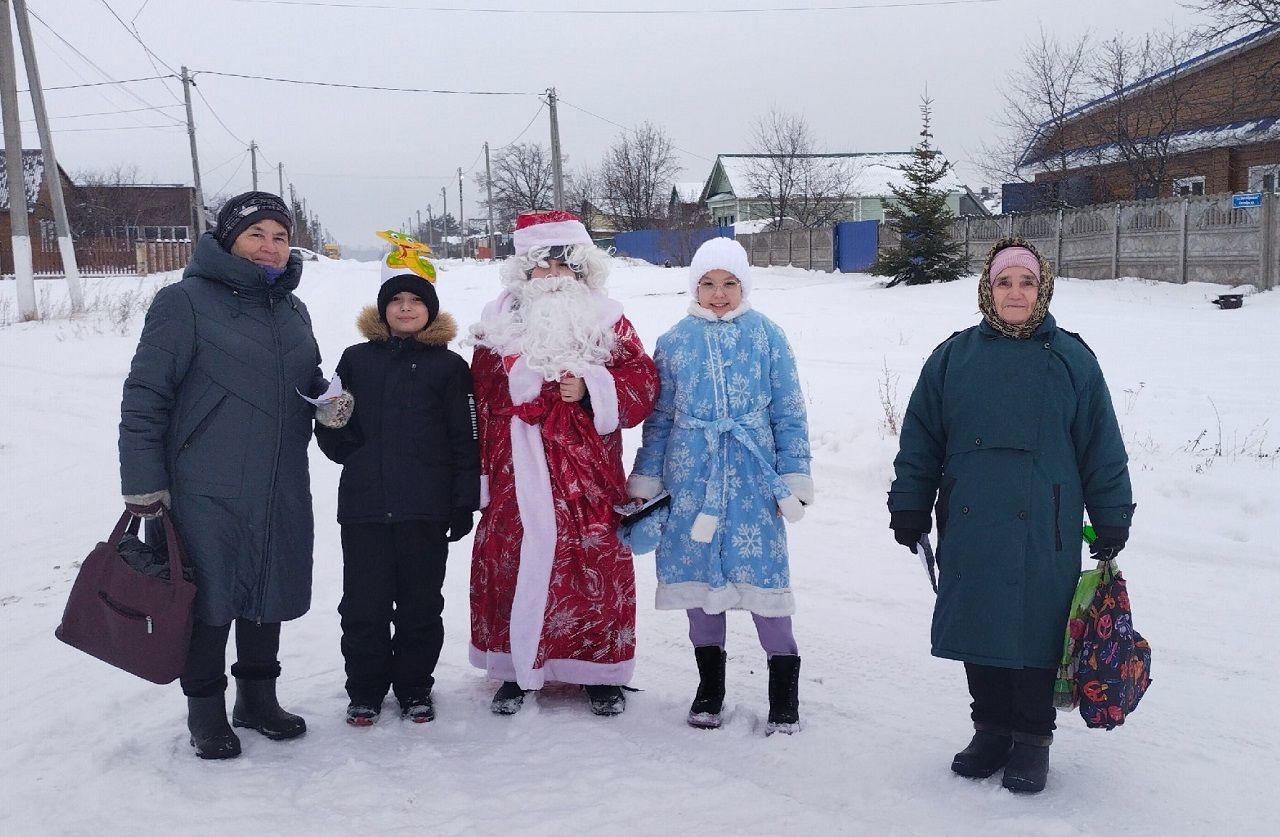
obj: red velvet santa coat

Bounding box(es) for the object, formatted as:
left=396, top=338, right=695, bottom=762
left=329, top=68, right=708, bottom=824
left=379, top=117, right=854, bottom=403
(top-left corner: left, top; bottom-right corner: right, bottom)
left=469, top=291, right=658, bottom=689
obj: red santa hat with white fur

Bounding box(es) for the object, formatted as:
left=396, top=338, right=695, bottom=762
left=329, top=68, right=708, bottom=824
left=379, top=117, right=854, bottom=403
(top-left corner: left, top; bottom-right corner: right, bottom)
left=513, top=209, right=594, bottom=256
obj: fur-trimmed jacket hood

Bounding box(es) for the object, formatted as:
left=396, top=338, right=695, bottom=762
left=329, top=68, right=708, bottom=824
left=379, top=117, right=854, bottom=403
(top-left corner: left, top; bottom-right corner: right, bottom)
left=355, top=305, right=459, bottom=346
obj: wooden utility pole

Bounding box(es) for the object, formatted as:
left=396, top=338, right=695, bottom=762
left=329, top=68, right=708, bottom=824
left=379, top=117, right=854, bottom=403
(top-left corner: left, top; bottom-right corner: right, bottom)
left=13, top=0, right=82, bottom=311
left=415, top=209, right=421, bottom=240
left=547, top=87, right=564, bottom=210
left=457, top=166, right=464, bottom=260
left=484, top=141, right=495, bottom=260
left=0, top=0, right=36, bottom=319
left=277, top=162, right=283, bottom=197
left=249, top=140, right=259, bottom=191
left=440, top=186, right=448, bottom=258
left=426, top=205, right=435, bottom=250
left=180, top=66, right=206, bottom=235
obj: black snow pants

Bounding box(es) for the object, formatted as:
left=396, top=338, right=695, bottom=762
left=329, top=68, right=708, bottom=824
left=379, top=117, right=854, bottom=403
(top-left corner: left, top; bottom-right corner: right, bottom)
left=964, top=662, right=1057, bottom=739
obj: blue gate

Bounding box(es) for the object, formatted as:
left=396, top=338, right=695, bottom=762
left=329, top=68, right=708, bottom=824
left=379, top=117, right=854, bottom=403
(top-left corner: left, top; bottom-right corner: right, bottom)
left=834, top=220, right=879, bottom=272
left=612, top=227, right=733, bottom=267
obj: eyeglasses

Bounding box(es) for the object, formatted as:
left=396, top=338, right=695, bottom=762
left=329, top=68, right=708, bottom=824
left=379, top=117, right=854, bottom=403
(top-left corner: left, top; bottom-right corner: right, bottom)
left=529, top=244, right=589, bottom=270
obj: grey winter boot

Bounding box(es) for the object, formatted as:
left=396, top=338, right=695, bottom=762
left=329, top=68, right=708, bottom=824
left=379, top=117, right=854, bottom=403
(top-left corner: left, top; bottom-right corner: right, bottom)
left=951, top=727, right=1014, bottom=778
left=765, top=654, right=801, bottom=735
left=187, top=695, right=242, bottom=760
left=231, top=676, right=307, bottom=740
left=688, top=645, right=727, bottom=729
left=1002, top=733, right=1052, bottom=793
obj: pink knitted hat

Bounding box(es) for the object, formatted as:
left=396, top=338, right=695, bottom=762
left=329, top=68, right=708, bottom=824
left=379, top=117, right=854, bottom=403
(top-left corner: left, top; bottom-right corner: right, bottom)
left=988, top=246, right=1041, bottom=283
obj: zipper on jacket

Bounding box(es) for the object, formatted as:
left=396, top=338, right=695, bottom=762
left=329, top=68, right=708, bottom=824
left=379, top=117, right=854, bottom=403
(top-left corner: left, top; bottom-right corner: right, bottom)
left=254, top=293, right=287, bottom=623
left=1052, top=484, right=1062, bottom=551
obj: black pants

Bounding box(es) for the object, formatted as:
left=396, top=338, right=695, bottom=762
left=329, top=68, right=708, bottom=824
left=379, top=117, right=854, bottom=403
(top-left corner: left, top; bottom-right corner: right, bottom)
left=339, top=521, right=449, bottom=707
left=181, top=619, right=281, bottom=697
left=964, top=662, right=1057, bottom=739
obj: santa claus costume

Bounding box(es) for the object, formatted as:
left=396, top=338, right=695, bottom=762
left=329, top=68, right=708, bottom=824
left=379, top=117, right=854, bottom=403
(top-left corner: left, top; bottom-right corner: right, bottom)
left=467, top=210, right=658, bottom=715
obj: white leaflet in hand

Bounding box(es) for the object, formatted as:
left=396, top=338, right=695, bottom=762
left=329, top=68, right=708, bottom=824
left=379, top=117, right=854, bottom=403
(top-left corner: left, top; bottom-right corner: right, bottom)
left=297, top=374, right=343, bottom=405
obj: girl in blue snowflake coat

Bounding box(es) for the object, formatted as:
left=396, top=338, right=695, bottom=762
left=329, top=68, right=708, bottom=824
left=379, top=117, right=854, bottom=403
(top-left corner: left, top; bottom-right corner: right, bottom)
left=628, top=237, right=813, bottom=734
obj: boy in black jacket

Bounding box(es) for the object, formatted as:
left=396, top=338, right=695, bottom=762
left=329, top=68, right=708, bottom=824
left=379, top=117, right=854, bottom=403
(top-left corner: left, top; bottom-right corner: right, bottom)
left=315, top=259, right=479, bottom=725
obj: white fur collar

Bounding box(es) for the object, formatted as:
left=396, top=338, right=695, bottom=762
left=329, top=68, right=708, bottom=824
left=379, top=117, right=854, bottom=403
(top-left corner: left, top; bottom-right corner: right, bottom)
left=687, top=299, right=752, bottom=322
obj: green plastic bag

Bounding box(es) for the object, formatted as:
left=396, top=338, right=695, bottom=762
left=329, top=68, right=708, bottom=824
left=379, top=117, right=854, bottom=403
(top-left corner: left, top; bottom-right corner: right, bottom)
left=1054, top=524, right=1107, bottom=709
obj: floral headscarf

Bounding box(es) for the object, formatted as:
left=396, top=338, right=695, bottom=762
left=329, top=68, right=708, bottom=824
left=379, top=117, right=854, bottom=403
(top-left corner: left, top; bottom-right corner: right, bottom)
left=978, top=237, right=1055, bottom=339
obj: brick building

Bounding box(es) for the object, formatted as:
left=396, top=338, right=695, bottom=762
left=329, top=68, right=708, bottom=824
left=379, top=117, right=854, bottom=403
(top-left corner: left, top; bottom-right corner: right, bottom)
left=1007, top=26, right=1280, bottom=211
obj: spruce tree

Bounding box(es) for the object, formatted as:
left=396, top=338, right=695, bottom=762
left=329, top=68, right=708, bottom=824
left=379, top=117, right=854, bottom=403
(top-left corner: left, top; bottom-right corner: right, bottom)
left=871, top=96, right=968, bottom=286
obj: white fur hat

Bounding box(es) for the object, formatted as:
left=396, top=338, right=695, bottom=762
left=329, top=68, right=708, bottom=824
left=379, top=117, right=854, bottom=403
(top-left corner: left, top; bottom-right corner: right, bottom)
left=688, top=236, right=752, bottom=298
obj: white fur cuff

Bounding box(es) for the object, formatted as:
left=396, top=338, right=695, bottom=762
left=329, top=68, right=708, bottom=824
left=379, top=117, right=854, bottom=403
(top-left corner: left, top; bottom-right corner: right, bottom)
left=479, top=475, right=490, bottom=509
left=782, top=473, right=815, bottom=506
left=626, top=474, right=664, bottom=500
left=581, top=364, right=619, bottom=435
left=691, top=512, right=718, bottom=543
left=778, top=494, right=805, bottom=523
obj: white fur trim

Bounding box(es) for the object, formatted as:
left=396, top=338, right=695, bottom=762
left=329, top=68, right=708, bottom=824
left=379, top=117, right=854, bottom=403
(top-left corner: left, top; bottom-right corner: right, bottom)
left=778, top=494, right=805, bottom=523
left=580, top=364, right=619, bottom=435
left=507, top=355, right=544, bottom=405
left=469, top=646, right=635, bottom=688
left=686, top=299, right=753, bottom=322
left=688, top=237, right=752, bottom=298
left=626, top=474, right=664, bottom=499
left=655, top=581, right=796, bottom=617
left=691, top=512, right=719, bottom=543
left=506, top=415, right=558, bottom=688
left=514, top=219, right=592, bottom=255
left=479, top=474, right=490, bottom=510
left=781, top=473, right=814, bottom=506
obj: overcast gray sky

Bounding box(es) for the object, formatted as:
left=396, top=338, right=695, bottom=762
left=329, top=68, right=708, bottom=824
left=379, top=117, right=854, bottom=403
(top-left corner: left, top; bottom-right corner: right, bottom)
left=10, top=0, right=1206, bottom=249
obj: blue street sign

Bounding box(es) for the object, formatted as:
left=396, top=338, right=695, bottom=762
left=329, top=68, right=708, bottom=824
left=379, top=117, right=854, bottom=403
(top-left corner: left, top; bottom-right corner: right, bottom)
left=1232, top=192, right=1262, bottom=208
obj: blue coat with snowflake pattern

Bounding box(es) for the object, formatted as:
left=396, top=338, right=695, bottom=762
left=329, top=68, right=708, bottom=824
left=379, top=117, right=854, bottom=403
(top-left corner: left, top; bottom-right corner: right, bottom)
left=630, top=304, right=812, bottom=616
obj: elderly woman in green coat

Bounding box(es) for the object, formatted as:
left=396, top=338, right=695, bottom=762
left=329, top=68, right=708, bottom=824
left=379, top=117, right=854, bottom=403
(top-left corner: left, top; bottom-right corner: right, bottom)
left=888, top=238, right=1134, bottom=794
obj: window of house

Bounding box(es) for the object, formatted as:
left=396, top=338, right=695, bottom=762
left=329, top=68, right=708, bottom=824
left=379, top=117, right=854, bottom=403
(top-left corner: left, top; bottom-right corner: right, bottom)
left=1248, top=164, right=1279, bottom=193
left=1173, top=176, right=1205, bottom=197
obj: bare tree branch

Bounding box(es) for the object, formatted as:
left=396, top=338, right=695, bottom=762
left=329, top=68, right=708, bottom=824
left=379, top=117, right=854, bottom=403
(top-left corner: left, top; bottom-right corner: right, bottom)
left=474, top=142, right=556, bottom=230
left=742, top=110, right=856, bottom=229
left=598, top=122, right=680, bottom=232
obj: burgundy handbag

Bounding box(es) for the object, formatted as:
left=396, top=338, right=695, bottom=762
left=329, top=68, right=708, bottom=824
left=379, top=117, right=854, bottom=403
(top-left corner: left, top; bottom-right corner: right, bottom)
left=55, top=510, right=196, bottom=684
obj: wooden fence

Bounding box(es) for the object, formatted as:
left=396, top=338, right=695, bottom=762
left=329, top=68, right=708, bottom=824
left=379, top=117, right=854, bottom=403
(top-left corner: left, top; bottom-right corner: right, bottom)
left=0, top=237, right=192, bottom=277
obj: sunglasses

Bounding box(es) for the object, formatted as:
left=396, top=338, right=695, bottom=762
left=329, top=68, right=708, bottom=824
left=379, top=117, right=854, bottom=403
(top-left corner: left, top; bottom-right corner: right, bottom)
left=529, top=244, right=589, bottom=270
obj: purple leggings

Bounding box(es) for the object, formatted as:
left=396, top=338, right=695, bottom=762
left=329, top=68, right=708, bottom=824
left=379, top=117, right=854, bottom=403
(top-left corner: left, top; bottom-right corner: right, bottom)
left=686, top=609, right=799, bottom=657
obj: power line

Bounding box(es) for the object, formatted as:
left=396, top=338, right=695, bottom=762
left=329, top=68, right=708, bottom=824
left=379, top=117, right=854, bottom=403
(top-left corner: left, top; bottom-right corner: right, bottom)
left=95, top=0, right=186, bottom=106
left=210, top=150, right=250, bottom=198
left=557, top=96, right=714, bottom=163
left=495, top=100, right=546, bottom=151
left=194, top=86, right=248, bottom=146
left=20, top=103, right=182, bottom=121
left=20, top=74, right=174, bottom=92
left=229, top=0, right=1003, bottom=13
left=192, top=69, right=536, bottom=96
left=50, top=123, right=184, bottom=133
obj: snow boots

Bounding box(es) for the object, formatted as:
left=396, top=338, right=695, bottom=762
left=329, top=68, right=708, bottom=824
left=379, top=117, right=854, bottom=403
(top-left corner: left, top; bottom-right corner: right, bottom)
left=346, top=702, right=381, bottom=726
left=400, top=694, right=435, bottom=723
left=187, top=695, right=241, bottom=760
left=688, top=645, right=727, bottom=729
left=585, top=685, right=626, bottom=716
left=765, top=654, right=801, bottom=735
left=950, top=729, right=1014, bottom=778
left=231, top=676, right=307, bottom=741
left=1001, top=735, right=1052, bottom=793
left=491, top=681, right=527, bottom=715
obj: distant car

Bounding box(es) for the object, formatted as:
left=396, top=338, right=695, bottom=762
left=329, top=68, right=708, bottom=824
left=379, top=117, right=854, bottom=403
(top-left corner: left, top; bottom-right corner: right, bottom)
left=290, top=247, right=321, bottom=261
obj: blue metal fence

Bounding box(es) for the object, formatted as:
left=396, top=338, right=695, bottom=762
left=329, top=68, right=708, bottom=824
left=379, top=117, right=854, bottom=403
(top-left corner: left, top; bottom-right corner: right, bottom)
left=834, top=220, right=879, bottom=272
left=611, top=227, right=733, bottom=266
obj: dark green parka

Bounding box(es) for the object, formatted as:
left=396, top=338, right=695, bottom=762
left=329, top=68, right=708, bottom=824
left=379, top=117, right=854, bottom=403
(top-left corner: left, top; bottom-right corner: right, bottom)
left=119, top=233, right=326, bottom=625
left=889, top=245, right=1134, bottom=669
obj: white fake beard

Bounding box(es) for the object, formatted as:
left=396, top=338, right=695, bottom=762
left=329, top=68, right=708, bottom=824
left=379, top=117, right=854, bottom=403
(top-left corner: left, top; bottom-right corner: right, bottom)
left=477, top=276, right=616, bottom=381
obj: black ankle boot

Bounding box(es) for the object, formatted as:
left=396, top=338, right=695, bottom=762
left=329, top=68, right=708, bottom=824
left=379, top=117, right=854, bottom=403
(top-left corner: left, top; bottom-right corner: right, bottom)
left=187, top=695, right=241, bottom=759
left=584, top=685, right=626, bottom=716
left=951, top=730, right=1014, bottom=778
left=766, top=654, right=801, bottom=735
left=491, top=681, right=527, bottom=715
left=231, top=677, right=306, bottom=741
left=1002, top=738, right=1051, bottom=793
left=688, top=645, right=727, bottom=729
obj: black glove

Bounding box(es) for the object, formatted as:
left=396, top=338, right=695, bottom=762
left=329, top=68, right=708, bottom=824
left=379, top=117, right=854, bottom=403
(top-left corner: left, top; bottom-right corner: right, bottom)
left=447, top=510, right=475, bottom=542
left=1089, top=526, right=1129, bottom=562
left=890, top=510, right=931, bottom=556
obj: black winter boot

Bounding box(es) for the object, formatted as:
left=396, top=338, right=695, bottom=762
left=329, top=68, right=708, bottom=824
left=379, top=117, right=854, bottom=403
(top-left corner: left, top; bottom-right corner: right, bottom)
left=187, top=695, right=241, bottom=760
left=765, top=654, right=801, bottom=735
left=1002, top=736, right=1051, bottom=793
left=491, top=681, right=527, bottom=716
left=951, top=729, right=1014, bottom=778
left=231, top=677, right=307, bottom=741
left=584, top=685, right=626, bottom=716
left=688, top=645, right=727, bottom=729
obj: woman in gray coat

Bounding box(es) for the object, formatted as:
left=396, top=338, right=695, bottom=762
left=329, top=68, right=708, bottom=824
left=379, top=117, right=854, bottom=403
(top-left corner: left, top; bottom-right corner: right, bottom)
left=888, top=238, right=1134, bottom=793
left=119, top=191, right=339, bottom=759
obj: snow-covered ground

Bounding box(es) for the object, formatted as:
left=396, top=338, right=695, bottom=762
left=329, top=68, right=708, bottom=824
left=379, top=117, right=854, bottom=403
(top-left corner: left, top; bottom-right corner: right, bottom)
left=1, top=258, right=1277, bottom=835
